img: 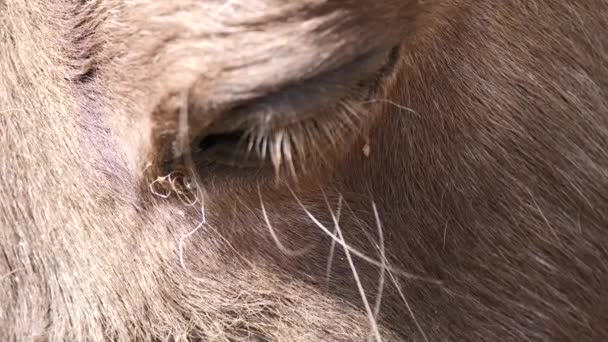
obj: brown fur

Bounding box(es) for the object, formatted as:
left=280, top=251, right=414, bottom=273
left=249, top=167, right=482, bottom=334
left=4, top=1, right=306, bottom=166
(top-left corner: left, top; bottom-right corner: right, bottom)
left=2, top=0, right=608, bottom=341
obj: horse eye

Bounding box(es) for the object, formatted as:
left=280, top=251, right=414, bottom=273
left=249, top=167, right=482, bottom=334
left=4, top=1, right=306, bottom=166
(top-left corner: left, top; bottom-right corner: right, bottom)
left=178, top=46, right=397, bottom=176
left=193, top=130, right=263, bottom=168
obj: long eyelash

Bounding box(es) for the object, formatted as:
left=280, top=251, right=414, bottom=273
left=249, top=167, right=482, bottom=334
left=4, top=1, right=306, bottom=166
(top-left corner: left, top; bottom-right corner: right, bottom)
left=243, top=96, right=369, bottom=179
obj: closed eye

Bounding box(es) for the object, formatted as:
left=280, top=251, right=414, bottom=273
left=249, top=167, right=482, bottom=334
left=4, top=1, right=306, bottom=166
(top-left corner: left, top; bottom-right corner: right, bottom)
left=187, top=46, right=400, bottom=176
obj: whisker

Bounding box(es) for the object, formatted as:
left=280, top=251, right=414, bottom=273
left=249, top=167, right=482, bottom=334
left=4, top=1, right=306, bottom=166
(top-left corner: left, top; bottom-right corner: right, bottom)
left=324, top=194, right=343, bottom=284
left=149, top=175, right=172, bottom=199
left=335, top=197, right=390, bottom=322
left=325, top=193, right=383, bottom=342
left=174, top=92, right=212, bottom=272
left=385, top=270, right=430, bottom=342
left=372, top=203, right=430, bottom=342
left=287, top=186, right=442, bottom=285
left=330, top=196, right=388, bottom=320
left=257, top=184, right=311, bottom=257
left=179, top=205, right=207, bottom=270
left=371, top=201, right=386, bottom=321
left=360, top=98, right=419, bottom=116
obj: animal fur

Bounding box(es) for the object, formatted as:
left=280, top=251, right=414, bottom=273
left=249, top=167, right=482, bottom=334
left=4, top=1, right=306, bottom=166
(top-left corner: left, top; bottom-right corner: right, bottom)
left=1, top=0, right=608, bottom=341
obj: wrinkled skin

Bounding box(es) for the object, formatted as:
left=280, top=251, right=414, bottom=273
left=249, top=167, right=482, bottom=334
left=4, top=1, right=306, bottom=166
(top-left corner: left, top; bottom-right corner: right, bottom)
left=1, top=0, right=608, bottom=341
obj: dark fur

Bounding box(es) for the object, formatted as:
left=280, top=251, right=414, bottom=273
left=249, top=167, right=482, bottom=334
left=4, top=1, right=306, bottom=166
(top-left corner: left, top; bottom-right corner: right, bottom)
left=2, top=0, right=608, bottom=341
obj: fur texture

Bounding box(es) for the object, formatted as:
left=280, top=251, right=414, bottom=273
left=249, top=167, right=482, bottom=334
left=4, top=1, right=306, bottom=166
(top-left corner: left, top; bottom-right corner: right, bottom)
left=2, top=0, right=608, bottom=341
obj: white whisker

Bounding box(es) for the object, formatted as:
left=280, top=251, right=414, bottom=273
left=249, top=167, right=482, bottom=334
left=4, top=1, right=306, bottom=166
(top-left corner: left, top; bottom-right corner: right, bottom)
left=257, top=184, right=311, bottom=256
left=385, top=271, right=430, bottom=342
left=287, top=186, right=442, bottom=285
left=173, top=90, right=212, bottom=271
left=179, top=204, right=207, bottom=270
left=361, top=99, right=419, bottom=115
left=331, top=197, right=387, bottom=322
left=325, top=194, right=383, bottom=342
left=372, top=204, right=430, bottom=342
left=325, top=195, right=343, bottom=284
left=149, top=176, right=171, bottom=198
left=177, top=153, right=207, bottom=271
left=371, top=202, right=386, bottom=321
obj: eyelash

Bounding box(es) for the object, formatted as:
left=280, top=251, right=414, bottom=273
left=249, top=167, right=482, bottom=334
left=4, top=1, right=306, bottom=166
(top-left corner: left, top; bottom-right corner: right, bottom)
left=192, top=119, right=307, bottom=176
left=192, top=98, right=365, bottom=178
